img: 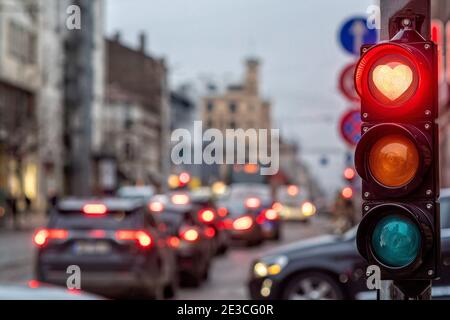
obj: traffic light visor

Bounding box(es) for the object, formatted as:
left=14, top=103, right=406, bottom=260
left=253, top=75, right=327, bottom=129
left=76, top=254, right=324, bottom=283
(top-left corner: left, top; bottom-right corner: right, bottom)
left=368, top=134, right=419, bottom=188
left=371, top=214, right=421, bottom=268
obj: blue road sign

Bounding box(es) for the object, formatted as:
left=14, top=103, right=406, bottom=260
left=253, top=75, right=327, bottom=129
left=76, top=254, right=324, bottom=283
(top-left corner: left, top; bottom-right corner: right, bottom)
left=339, top=17, right=378, bottom=55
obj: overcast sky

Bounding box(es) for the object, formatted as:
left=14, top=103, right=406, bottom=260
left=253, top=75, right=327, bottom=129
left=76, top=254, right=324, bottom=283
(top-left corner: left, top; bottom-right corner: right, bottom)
left=106, top=0, right=375, bottom=197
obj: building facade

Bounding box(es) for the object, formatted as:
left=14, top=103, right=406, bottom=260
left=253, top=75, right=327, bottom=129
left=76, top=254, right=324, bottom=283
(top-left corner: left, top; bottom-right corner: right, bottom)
left=200, top=58, right=272, bottom=180
left=101, top=33, right=169, bottom=190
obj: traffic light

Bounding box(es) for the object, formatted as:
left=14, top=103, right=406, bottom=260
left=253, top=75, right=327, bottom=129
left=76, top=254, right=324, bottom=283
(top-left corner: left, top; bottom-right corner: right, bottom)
left=354, top=27, right=440, bottom=282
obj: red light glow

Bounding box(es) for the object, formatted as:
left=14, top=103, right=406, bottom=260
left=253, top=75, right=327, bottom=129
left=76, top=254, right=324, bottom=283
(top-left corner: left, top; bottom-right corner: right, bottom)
left=217, top=207, right=228, bottom=218
left=342, top=187, right=353, bottom=199
left=82, top=204, right=107, bottom=216
left=287, top=185, right=299, bottom=196
left=264, top=209, right=279, bottom=221
left=245, top=197, right=261, bottom=209
left=181, top=228, right=199, bottom=242
left=344, top=167, right=356, bottom=180
left=115, top=230, right=153, bottom=248
left=149, top=201, right=164, bottom=212
left=204, top=227, right=216, bottom=238
left=33, top=229, right=68, bottom=247
left=233, top=216, right=253, bottom=231
left=199, top=208, right=215, bottom=223
left=179, top=172, right=191, bottom=185
left=171, top=194, right=190, bottom=205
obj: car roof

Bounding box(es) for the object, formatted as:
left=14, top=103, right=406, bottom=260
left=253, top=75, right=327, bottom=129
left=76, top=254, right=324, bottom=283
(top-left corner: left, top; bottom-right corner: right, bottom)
left=57, top=197, right=144, bottom=212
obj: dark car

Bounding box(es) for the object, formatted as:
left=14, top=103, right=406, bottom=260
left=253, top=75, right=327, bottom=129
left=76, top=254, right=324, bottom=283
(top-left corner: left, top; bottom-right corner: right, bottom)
left=224, top=183, right=281, bottom=244
left=189, top=188, right=230, bottom=255
left=34, top=198, right=177, bottom=299
left=149, top=193, right=213, bottom=287
left=248, top=190, right=450, bottom=300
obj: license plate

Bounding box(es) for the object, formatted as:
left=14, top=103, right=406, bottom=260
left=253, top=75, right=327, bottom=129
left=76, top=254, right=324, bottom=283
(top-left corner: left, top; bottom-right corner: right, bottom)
left=74, top=241, right=111, bottom=255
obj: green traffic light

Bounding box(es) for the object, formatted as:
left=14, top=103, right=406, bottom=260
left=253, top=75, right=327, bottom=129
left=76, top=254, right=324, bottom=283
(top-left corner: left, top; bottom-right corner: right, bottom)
left=371, top=215, right=421, bottom=268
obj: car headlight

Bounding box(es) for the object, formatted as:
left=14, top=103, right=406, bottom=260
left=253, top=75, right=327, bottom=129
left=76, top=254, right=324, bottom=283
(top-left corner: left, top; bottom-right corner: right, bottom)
left=253, top=255, right=288, bottom=277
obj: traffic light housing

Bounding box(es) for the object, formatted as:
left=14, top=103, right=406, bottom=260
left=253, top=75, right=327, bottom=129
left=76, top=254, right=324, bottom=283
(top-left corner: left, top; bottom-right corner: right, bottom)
left=354, top=28, right=440, bottom=281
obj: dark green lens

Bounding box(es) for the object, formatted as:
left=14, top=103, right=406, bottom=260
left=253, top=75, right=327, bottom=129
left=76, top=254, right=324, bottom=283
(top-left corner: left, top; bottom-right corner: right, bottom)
left=371, top=214, right=421, bottom=268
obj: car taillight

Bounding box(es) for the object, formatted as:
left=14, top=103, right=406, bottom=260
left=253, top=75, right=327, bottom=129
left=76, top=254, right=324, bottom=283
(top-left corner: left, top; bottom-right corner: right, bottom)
left=264, top=209, right=279, bottom=221
left=33, top=228, right=68, bottom=247
left=204, top=226, right=216, bottom=238
left=217, top=207, right=228, bottom=217
left=272, top=202, right=283, bottom=211
left=198, top=208, right=216, bottom=223
left=245, top=197, right=261, bottom=209
left=83, top=204, right=107, bottom=216
left=149, top=201, right=164, bottom=213
left=171, top=193, right=190, bottom=205
left=167, top=236, right=180, bottom=248
left=233, top=216, right=253, bottom=231
left=180, top=228, right=199, bottom=242
left=115, top=230, right=153, bottom=248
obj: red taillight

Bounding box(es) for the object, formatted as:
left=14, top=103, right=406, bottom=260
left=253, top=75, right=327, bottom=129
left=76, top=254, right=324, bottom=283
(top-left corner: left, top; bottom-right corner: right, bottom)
left=233, top=216, right=253, bottom=231
left=180, top=228, right=199, bottom=242
left=245, top=197, right=261, bottom=209
left=28, top=280, right=40, bottom=289
left=217, top=207, right=228, bottom=218
left=264, top=209, right=279, bottom=221
left=204, top=226, right=216, bottom=238
left=149, top=201, right=164, bottom=212
left=83, top=204, right=107, bottom=216
left=272, top=202, right=283, bottom=211
left=115, top=230, right=153, bottom=248
left=89, top=229, right=106, bottom=238
left=167, top=236, right=180, bottom=248
left=33, top=228, right=68, bottom=247
left=171, top=194, right=190, bottom=205
left=198, top=208, right=215, bottom=223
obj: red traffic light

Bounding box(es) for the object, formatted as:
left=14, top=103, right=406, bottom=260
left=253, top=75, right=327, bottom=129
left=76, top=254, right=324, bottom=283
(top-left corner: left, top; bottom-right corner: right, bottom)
left=341, top=187, right=353, bottom=199
left=343, top=167, right=356, bottom=180
left=354, top=42, right=434, bottom=120
left=178, top=172, right=191, bottom=185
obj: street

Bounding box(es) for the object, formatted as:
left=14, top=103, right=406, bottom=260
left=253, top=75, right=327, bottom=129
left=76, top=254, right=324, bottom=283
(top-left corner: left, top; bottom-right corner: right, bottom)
left=0, top=216, right=333, bottom=299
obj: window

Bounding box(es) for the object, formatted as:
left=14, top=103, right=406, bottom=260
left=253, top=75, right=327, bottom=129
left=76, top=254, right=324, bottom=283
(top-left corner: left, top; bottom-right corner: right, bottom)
left=207, top=101, right=214, bottom=112
left=8, top=21, right=36, bottom=64
left=229, top=102, right=237, bottom=113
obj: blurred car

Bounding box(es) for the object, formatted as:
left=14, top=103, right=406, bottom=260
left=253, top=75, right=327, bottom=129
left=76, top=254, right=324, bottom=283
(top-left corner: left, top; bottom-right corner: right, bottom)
left=149, top=193, right=213, bottom=287
left=0, top=282, right=102, bottom=300
left=34, top=197, right=177, bottom=299
left=117, top=185, right=156, bottom=203
left=275, top=185, right=316, bottom=222
left=190, top=188, right=230, bottom=255
left=248, top=189, right=450, bottom=300
left=227, top=183, right=281, bottom=241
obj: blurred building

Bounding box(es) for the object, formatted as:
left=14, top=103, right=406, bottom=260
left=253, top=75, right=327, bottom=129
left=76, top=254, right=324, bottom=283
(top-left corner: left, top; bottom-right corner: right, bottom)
left=200, top=58, right=272, bottom=181
left=431, top=0, right=450, bottom=188
left=0, top=0, right=66, bottom=210
left=101, top=33, right=169, bottom=190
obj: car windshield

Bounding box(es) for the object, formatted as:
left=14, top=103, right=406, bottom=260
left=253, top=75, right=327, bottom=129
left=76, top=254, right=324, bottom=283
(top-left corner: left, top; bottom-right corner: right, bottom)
left=228, top=184, right=271, bottom=201
left=117, top=186, right=154, bottom=199
left=277, top=189, right=307, bottom=206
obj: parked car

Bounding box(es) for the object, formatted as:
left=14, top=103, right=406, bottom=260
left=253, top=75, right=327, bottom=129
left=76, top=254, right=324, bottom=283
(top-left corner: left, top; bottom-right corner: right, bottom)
left=248, top=189, right=450, bottom=300
left=149, top=193, right=213, bottom=287
left=34, top=197, right=177, bottom=299
left=226, top=183, right=281, bottom=241
left=190, top=188, right=230, bottom=255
